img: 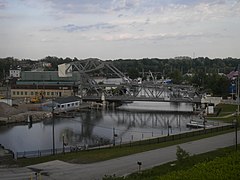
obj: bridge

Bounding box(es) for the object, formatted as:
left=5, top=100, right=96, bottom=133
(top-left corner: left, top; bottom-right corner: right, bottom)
left=58, top=59, right=202, bottom=104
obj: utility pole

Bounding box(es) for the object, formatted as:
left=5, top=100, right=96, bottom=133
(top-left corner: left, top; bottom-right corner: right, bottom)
left=113, top=127, right=117, bottom=146
left=167, top=120, right=170, bottom=136
left=52, top=100, right=55, bottom=155
left=62, top=135, right=65, bottom=154
left=236, top=64, right=239, bottom=151
left=113, top=127, right=115, bottom=146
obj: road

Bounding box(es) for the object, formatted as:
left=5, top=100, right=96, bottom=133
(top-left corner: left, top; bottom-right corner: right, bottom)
left=1, top=131, right=240, bottom=180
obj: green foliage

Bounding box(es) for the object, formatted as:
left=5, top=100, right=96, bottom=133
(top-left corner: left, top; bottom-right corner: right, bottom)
left=170, top=69, right=182, bottom=84
left=0, top=56, right=239, bottom=97
left=102, top=174, right=124, bottom=180
left=157, top=151, right=240, bottom=180
left=176, top=146, right=190, bottom=162
left=118, top=146, right=238, bottom=180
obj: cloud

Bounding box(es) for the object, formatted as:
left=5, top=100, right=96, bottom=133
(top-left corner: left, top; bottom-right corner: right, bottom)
left=96, top=32, right=220, bottom=42
left=0, top=0, right=7, bottom=9
left=43, top=0, right=112, bottom=14
left=111, top=0, right=140, bottom=11
left=60, top=23, right=117, bottom=32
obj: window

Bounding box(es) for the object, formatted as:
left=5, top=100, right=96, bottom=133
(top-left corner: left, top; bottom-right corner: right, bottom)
left=17, top=91, right=19, bottom=95
left=21, top=91, right=23, bottom=95
left=47, top=92, right=50, bottom=96
left=25, top=92, right=27, bottom=95
left=35, top=92, right=38, bottom=95
left=31, top=92, right=34, bottom=95
left=61, top=105, right=64, bottom=108
left=13, top=91, right=15, bottom=95
left=75, top=102, right=79, bottom=106
left=57, top=105, right=60, bottom=108
left=72, top=103, right=74, bottom=106
left=51, top=92, right=54, bottom=96
left=67, top=104, right=70, bottom=107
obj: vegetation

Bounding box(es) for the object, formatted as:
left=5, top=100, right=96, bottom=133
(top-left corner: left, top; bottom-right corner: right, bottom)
left=13, top=128, right=233, bottom=167
left=103, top=145, right=240, bottom=180
left=1, top=56, right=239, bottom=97
left=176, top=146, right=189, bottom=162
left=157, top=151, right=240, bottom=180
left=207, top=103, right=239, bottom=123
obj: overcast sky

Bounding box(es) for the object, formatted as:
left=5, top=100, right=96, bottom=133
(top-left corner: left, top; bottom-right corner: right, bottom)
left=0, top=0, right=240, bottom=60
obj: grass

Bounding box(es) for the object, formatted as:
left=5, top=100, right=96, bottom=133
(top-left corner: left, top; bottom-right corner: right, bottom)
left=206, top=103, right=239, bottom=123
left=14, top=128, right=234, bottom=167
left=103, top=145, right=240, bottom=180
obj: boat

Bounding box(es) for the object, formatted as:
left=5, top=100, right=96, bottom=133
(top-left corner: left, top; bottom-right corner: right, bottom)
left=186, top=120, right=212, bottom=128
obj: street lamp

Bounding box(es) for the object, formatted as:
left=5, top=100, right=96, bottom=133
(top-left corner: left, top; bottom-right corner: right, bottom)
left=167, top=120, right=171, bottom=136
left=234, top=119, right=238, bottom=151
left=236, top=64, right=239, bottom=151
left=62, top=135, right=68, bottom=154
left=201, top=110, right=207, bottom=134
left=113, top=128, right=118, bottom=147
left=52, top=102, right=56, bottom=155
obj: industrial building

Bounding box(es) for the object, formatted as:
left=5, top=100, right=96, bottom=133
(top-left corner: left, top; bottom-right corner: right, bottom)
left=11, top=71, right=80, bottom=99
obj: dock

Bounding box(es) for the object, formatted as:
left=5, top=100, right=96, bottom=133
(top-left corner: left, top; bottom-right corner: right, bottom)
left=186, top=120, right=212, bottom=128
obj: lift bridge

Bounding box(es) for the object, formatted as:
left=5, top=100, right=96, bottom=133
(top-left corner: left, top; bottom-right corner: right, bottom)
left=58, top=59, right=201, bottom=104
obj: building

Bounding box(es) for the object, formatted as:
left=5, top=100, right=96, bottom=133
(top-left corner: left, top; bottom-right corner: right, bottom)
left=9, top=69, right=21, bottom=78
left=11, top=84, right=75, bottom=99
left=53, top=96, right=82, bottom=113
left=11, top=71, right=80, bottom=99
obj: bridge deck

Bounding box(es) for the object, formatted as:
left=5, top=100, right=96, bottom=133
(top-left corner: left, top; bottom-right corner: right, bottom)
left=82, top=96, right=201, bottom=103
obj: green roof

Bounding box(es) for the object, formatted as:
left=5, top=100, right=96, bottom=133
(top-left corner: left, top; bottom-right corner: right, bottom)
left=20, top=71, right=81, bottom=82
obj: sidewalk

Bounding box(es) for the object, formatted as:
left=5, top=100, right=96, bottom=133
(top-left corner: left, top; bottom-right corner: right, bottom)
left=1, top=131, right=240, bottom=180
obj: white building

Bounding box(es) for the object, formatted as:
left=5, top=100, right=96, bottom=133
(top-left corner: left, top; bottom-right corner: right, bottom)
left=9, top=69, right=21, bottom=78
left=54, top=96, right=82, bottom=113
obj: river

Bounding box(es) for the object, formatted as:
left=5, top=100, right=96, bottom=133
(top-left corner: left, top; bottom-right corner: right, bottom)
left=0, top=103, right=200, bottom=155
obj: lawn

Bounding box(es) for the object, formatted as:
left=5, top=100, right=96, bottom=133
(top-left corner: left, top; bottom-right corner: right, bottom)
left=15, top=128, right=233, bottom=167
left=102, top=145, right=240, bottom=180
left=207, top=103, right=239, bottom=123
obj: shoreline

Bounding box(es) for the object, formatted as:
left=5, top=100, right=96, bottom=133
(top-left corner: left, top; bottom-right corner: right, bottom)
left=0, top=111, right=52, bottom=126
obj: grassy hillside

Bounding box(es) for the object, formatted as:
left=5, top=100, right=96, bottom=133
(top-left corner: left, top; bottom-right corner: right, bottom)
left=103, top=146, right=240, bottom=180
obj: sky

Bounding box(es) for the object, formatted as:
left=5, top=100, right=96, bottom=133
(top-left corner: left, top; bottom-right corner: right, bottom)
left=0, top=0, right=240, bottom=60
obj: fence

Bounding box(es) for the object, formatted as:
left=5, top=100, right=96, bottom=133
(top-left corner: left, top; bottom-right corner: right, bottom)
left=16, top=124, right=234, bottom=159
left=16, top=147, right=72, bottom=159
left=124, top=124, right=234, bottom=147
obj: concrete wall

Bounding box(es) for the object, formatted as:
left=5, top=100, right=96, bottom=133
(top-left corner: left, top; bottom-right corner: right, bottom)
left=0, top=99, right=12, bottom=106
left=201, top=96, right=222, bottom=105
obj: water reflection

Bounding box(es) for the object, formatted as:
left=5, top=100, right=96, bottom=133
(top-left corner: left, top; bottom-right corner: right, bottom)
left=0, top=110, right=196, bottom=154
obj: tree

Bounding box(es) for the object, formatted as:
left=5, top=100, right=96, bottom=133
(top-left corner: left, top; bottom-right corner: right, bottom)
left=170, top=69, right=183, bottom=84
left=176, top=146, right=189, bottom=162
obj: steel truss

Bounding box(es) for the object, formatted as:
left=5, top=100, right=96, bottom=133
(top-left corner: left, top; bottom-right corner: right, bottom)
left=62, top=59, right=200, bottom=103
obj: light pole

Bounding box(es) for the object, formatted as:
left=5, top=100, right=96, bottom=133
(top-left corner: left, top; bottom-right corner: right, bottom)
left=203, top=112, right=207, bottom=134
left=113, top=128, right=117, bottom=146
left=52, top=101, right=55, bottom=155
left=167, top=120, right=171, bottom=136
left=62, top=135, right=65, bottom=154
left=233, top=110, right=238, bottom=151
left=236, top=64, right=239, bottom=151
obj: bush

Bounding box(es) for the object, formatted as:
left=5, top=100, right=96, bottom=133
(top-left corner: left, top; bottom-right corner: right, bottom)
left=158, top=151, right=240, bottom=180
left=176, top=146, right=189, bottom=162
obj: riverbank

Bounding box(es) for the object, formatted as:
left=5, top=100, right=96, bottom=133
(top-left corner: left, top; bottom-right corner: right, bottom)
left=0, top=102, right=52, bottom=125
left=0, top=144, right=14, bottom=167
left=0, top=111, right=52, bottom=125
left=0, top=101, right=91, bottom=126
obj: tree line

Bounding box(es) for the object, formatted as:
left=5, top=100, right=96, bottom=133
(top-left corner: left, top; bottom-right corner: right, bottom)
left=1, top=56, right=240, bottom=98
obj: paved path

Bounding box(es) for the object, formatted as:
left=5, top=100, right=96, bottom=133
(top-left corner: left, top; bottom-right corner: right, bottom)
left=1, top=131, right=240, bottom=180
